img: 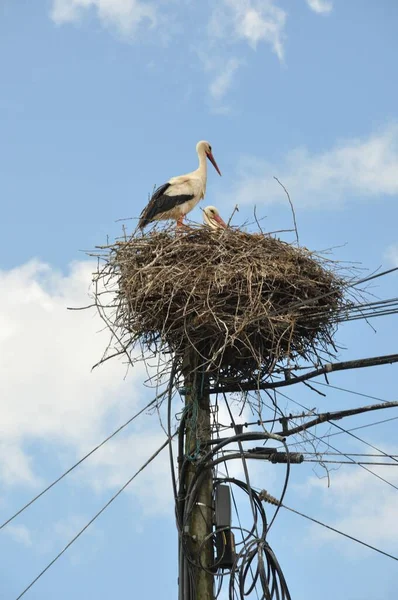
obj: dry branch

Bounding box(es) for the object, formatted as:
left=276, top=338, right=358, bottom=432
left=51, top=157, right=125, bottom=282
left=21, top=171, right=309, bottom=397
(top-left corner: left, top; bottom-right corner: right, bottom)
left=91, top=224, right=351, bottom=387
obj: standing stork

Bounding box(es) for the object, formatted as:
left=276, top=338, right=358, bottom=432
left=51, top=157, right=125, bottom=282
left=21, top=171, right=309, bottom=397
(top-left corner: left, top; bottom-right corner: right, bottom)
left=138, top=141, right=221, bottom=229
left=203, top=206, right=227, bottom=230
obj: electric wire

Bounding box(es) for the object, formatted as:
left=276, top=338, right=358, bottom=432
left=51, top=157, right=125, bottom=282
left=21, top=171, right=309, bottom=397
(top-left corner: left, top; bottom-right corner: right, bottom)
left=178, top=429, right=290, bottom=599
left=15, top=436, right=172, bottom=600
left=0, top=393, right=165, bottom=531
left=224, top=394, right=260, bottom=536
left=260, top=492, right=398, bottom=563
left=176, top=334, right=398, bottom=598
left=198, top=447, right=292, bottom=598
left=275, top=390, right=398, bottom=491
left=212, top=479, right=291, bottom=600
left=328, top=420, right=398, bottom=464
left=167, top=359, right=179, bottom=505
left=311, top=380, right=395, bottom=404
left=213, top=395, right=261, bottom=600
left=303, top=459, right=398, bottom=466
left=279, top=415, right=398, bottom=449
left=302, top=452, right=398, bottom=458
left=271, top=266, right=398, bottom=318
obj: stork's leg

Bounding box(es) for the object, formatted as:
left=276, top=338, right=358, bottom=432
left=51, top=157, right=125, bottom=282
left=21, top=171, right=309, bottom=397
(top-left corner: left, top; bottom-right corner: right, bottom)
left=176, top=215, right=192, bottom=232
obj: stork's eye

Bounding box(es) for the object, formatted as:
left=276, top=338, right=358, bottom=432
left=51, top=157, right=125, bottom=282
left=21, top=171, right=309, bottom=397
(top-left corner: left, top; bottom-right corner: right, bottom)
left=208, top=145, right=212, bottom=152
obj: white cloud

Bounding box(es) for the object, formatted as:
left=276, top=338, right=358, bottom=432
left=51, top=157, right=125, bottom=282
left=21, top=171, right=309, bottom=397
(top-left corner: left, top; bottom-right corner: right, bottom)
left=49, top=1, right=332, bottom=109
left=0, top=259, right=173, bottom=514
left=306, top=0, right=333, bottom=14
left=231, top=123, right=398, bottom=209
left=50, top=0, right=156, bottom=35
left=0, top=260, right=137, bottom=447
left=209, top=58, right=241, bottom=102
left=209, top=0, right=287, bottom=60
left=205, top=0, right=336, bottom=108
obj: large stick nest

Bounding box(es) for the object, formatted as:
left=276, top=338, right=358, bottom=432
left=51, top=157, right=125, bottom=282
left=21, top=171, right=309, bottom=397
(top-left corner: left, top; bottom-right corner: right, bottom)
left=93, top=225, right=350, bottom=385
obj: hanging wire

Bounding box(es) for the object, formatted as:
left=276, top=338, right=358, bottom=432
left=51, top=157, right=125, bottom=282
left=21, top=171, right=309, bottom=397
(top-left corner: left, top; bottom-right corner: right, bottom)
left=310, top=380, right=396, bottom=404
left=278, top=415, right=398, bottom=450
left=0, top=393, right=165, bottom=531
left=275, top=389, right=398, bottom=491
left=15, top=437, right=173, bottom=600
left=259, top=490, right=398, bottom=563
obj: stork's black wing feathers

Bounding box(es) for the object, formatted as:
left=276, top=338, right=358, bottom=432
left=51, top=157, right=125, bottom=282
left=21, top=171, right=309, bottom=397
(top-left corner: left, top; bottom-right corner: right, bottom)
left=139, top=182, right=194, bottom=228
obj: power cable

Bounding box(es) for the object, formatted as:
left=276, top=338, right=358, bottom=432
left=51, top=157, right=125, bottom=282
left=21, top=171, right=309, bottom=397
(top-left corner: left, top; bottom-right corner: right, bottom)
left=329, top=421, right=398, bottom=464
left=304, top=460, right=398, bottom=466
left=0, top=394, right=164, bottom=531
left=167, top=359, right=179, bottom=504
left=211, top=396, right=261, bottom=600
left=260, top=490, right=398, bottom=563
left=311, top=381, right=395, bottom=404
left=15, top=437, right=171, bottom=600
left=280, top=415, right=398, bottom=450
left=302, top=452, right=398, bottom=458
left=270, top=266, right=398, bottom=319
left=223, top=394, right=260, bottom=536
left=218, top=397, right=291, bottom=536
left=276, top=390, right=398, bottom=491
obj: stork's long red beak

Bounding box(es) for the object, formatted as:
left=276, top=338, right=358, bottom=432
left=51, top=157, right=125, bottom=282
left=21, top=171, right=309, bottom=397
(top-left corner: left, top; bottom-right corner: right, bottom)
left=206, top=151, right=222, bottom=176
left=214, top=213, right=227, bottom=228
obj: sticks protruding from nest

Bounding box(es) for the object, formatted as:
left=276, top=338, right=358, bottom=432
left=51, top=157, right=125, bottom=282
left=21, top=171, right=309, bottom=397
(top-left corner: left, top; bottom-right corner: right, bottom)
left=273, top=176, right=299, bottom=246
left=91, top=223, right=350, bottom=386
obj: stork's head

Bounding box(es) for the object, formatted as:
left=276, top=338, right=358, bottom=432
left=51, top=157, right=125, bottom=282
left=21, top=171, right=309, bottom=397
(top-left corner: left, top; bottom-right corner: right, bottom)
left=203, top=206, right=227, bottom=230
left=196, top=140, right=222, bottom=176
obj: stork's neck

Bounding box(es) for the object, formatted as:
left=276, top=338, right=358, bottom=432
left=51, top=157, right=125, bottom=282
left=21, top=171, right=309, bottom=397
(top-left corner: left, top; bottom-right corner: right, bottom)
left=196, top=148, right=208, bottom=197
left=197, top=149, right=208, bottom=178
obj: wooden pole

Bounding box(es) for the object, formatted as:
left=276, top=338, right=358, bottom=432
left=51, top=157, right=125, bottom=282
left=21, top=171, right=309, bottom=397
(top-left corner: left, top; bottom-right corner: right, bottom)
left=182, top=349, right=214, bottom=600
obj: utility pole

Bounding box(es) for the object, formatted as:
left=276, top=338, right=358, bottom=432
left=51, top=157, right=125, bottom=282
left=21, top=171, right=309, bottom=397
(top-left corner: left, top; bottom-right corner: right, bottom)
left=181, top=349, right=214, bottom=600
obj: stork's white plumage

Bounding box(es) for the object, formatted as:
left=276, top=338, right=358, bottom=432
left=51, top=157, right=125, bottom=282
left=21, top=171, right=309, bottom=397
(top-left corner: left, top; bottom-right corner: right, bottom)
left=138, top=141, right=221, bottom=229
left=203, top=206, right=227, bottom=230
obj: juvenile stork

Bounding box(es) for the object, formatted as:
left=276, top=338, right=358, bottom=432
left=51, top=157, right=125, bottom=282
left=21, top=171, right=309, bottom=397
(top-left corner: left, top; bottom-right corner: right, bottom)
left=203, top=206, right=227, bottom=230
left=138, top=141, right=221, bottom=229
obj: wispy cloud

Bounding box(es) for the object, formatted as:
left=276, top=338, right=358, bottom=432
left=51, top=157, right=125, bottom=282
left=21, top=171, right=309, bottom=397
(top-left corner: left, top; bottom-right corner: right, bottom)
left=0, top=442, right=38, bottom=487
left=209, top=58, right=241, bottom=102
left=5, top=524, right=33, bottom=548
left=306, top=0, right=333, bottom=15
left=196, top=50, right=242, bottom=113
left=50, top=0, right=156, bottom=35
left=204, top=0, right=286, bottom=111
left=49, top=1, right=335, bottom=108
left=205, top=0, right=332, bottom=110
left=230, top=123, right=398, bottom=209
left=208, top=0, right=287, bottom=60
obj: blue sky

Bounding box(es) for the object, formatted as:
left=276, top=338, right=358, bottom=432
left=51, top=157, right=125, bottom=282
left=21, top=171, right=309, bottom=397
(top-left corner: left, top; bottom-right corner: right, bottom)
left=0, top=1, right=398, bottom=599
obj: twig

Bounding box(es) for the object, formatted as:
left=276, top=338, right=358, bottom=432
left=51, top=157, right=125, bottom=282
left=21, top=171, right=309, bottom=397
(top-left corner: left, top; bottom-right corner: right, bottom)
left=227, top=204, right=239, bottom=227
left=273, top=176, right=299, bottom=245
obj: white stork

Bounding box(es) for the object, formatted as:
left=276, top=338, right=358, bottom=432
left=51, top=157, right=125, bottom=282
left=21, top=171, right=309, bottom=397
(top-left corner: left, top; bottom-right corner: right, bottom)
left=138, top=140, right=221, bottom=229
left=203, top=206, right=227, bottom=230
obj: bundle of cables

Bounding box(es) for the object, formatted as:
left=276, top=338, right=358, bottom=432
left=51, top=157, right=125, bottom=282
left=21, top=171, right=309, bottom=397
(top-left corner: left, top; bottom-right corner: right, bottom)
left=175, top=424, right=291, bottom=600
